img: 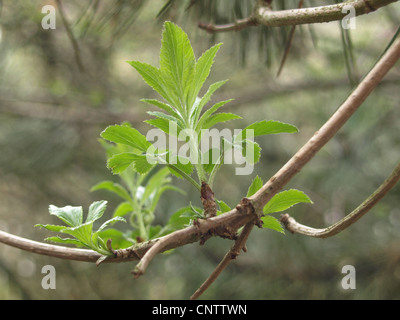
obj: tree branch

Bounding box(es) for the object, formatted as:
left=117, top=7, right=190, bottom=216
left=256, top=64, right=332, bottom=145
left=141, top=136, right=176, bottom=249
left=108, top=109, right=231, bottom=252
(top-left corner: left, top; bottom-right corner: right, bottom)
left=190, top=221, right=255, bottom=300
left=199, top=0, right=398, bottom=33
left=280, top=160, right=400, bottom=238
left=248, top=36, right=400, bottom=214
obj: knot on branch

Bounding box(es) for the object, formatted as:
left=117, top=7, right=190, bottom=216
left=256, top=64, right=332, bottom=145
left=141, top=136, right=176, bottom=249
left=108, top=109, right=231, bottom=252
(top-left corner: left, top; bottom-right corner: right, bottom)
left=194, top=219, right=238, bottom=246
left=201, top=182, right=217, bottom=218
left=236, top=197, right=256, bottom=216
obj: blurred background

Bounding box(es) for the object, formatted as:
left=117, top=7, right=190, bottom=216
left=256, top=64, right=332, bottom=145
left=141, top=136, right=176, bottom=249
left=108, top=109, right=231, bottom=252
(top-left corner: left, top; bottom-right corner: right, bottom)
left=0, top=0, right=399, bottom=299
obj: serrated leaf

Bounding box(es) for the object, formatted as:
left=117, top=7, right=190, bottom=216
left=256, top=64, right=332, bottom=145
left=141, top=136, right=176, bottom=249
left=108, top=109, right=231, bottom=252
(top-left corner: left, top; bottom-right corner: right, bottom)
left=241, top=139, right=261, bottom=165
left=86, top=200, right=108, bottom=224
left=107, top=152, right=155, bottom=174
left=160, top=21, right=195, bottom=112
left=91, top=181, right=131, bottom=202
left=107, top=152, right=138, bottom=174
left=261, top=215, right=285, bottom=234
left=196, top=99, right=234, bottom=133
left=192, top=80, right=228, bottom=126
left=127, top=60, right=177, bottom=107
left=101, top=125, right=151, bottom=152
left=188, top=43, right=222, bottom=109
left=35, top=224, right=68, bottom=233
left=141, top=99, right=184, bottom=122
left=246, top=175, right=264, bottom=197
left=202, top=112, right=242, bottom=130
left=96, top=216, right=126, bottom=234
left=44, top=236, right=84, bottom=246
left=145, top=118, right=174, bottom=136
left=235, top=120, right=298, bottom=142
left=48, top=205, right=83, bottom=227
left=62, top=222, right=93, bottom=247
left=263, top=189, right=313, bottom=215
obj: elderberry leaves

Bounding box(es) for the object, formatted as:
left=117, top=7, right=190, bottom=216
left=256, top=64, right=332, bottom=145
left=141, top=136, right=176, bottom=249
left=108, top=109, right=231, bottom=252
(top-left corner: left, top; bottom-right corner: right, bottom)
left=35, top=201, right=125, bottom=255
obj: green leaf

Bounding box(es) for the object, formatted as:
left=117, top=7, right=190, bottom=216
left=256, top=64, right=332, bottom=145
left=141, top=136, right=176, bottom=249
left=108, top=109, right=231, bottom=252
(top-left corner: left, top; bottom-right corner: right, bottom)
left=145, top=118, right=174, bottom=136
left=202, top=112, right=242, bottom=130
left=196, top=99, right=234, bottom=133
left=44, top=236, right=85, bottom=246
left=107, top=152, right=155, bottom=174
left=142, top=167, right=170, bottom=203
left=48, top=205, right=83, bottom=227
left=192, top=80, right=228, bottom=126
left=263, top=189, right=313, bottom=215
left=164, top=207, right=193, bottom=233
left=241, top=139, right=261, bottom=165
left=127, top=61, right=176, bottom=107
left=98, top=228, right=133, bottom=249
left=246, top=175, right=264, bottom=197
left=216, top=199, right=231, bottom=214
left=101, top=125, right=151, bottom=152
left=86, top=200, right=108, bottom=224
left=112, top=201, right=134, bottom=218
left=107, top=152, right=138, bottom=174
left=239, top=120, right=298, bottom=141
left=141, top=99, right=184, bottom=123
left=160, top=21, right=195, bottom=112
left=250, top=120, right=299, bottom=136
left=188, top=43, right=222, bottom=108
left=96, top=216, right=126, bottom=234
left=90, top=181, right=131, bottom=202
left=261, top=216, right=285, bottom=234
left=62, top=222, right=93, bottom=247
left=35, top=224, right=68, bottom=233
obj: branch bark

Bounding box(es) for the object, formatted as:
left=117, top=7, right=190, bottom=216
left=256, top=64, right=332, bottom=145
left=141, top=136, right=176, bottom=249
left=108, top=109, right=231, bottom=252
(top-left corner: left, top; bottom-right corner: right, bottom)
left=280, top=160, right=400, bottom=238
left=199, top=0, right=398, bottom=33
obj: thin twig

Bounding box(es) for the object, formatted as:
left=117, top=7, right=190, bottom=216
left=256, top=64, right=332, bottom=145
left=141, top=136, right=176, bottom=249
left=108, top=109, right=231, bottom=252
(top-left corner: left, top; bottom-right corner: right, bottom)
left=198, top=17, right=258, bottom=34
left=55, top=0, right=84, bottom=71
left=276, top=0, right=304, bottom=77
left=280, top=160, right=400, bottom=238
left=190, top=221, right=255, bottom=300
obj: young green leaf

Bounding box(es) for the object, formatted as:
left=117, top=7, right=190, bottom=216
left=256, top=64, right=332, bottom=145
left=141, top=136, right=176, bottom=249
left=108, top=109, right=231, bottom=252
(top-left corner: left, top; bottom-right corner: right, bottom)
left=246, top=175, right=264, bottom=197
left=86, top=200, right=108, bottom=224
left=112, top=201, right=134, bottom=218
left=235, top=120, right=298, bottom=142
left=126, top=61, right=176, bottom=107
left=188, top=43, right=222, bottom=109
left=216, top=199, right=231, bottom=214
left=261, top=215, right=285, bottom=234
left=160, top=22, right=195, bottom=112
left=48, top=205, right=83, bottom=227
left=263, top=189, right=313, bottom=215
left=141, top=99, right=184, bottom=123
left=36, top=201, right=126, bottom=256
left=192, top=80, right=228, bottom=127
left=202, top=112, right=242, bottom=130
left=44, top=236, right=84, bottom=246
left=91, top=181, right=132, bottom=202
left=101, top=125, right=151, bottom=152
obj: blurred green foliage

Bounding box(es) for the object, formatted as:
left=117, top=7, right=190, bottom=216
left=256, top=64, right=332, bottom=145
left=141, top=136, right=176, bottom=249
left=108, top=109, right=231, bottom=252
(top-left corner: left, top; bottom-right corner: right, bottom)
left=0, top=0, right=399, bottom=299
